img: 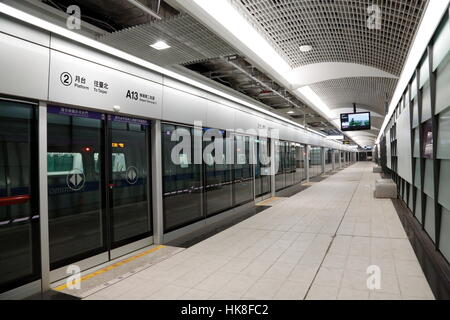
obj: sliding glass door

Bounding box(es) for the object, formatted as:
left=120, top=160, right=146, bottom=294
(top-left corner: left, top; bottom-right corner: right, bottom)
left=0, top=100, right=40, bottom=293
left=48, top=106, right=152, bottom=270
left=108, top=116, right=151, bottom=248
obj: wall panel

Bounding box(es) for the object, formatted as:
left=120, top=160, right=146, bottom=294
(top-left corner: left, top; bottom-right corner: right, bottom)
left=0, top=32, right=49, bottom=100
left=162, top=86, right=207, bottom=125
left=397, top=108, right=412, bottom=183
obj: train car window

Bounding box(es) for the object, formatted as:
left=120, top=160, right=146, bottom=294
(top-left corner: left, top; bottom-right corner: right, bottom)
left=94, top=153, right=126, bottom=173
left=47, top=152, right=83, bottom=175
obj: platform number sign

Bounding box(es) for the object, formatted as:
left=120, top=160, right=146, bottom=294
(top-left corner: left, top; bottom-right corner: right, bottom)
left=60, top=72, right=73, bottom=86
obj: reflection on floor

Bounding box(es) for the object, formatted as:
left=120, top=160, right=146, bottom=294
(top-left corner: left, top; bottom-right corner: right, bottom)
left=81, top=163, right=434, bottom=300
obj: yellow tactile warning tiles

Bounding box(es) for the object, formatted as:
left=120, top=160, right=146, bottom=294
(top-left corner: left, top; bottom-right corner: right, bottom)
left=54, top=245, right=166, bottom=291
left=256, top=197, right=282, bottom=206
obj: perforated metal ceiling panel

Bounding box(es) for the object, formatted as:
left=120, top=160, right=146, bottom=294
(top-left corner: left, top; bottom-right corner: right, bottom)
left=229, top=0, right=428, bottom=144
left=232, top=0, right=428, bottom=76
left=310, top=77, right=397, bottom=112
left=98, top=14, right=238, bottom=66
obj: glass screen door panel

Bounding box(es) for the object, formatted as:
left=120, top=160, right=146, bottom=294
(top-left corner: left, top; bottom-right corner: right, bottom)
left=255, top=137, right=271, bottom=198
left=204, top=129, right=233, bottom=217
left=234, top=135, right=254, bottom=205
left=47, top=107, right=106, bottom=269
left=108, top=117, right=151, bottom=247
left=162, top=124, right=203, bottom=232
left=0, top=100, right=39, bottom=293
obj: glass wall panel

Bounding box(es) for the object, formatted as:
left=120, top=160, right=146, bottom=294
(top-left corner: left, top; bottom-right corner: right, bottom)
left=204, top=129, right=233, bottom=216
left=421, top=83, right=432, bottom=123
left=47, top=107, right=105, bottom=268
left=408, top=187, right=414, bottom=211
left=424, top=159, right=434, bottom=198
left=0, top=100, right=39, bottom=293
left=436, top=56, right=450, bottom=115
left=162, top=124, right=203, bottom=232
left=411, top=76, right=418, bottom=101
left=234, top=135, right=254, bottom=205
left=414, top=127, right=420, bottom=158
left=437, top=108, right=450, bottom=159
left=432, top=19, right=450, bottom=71
left=439, top=207, right=450, bottom=262
left=438, top=159, right=450, bottom=209
left=419, top=57, right=430, bottom=88
left=424, top=196, right=436, bottom=242
left=413, top=99, right=419, bottom=128
left=415, top=191, right=422, bottom=223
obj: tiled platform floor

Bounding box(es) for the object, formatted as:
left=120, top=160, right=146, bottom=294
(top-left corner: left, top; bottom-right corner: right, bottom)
left=84, top=162, right=434, bottom=300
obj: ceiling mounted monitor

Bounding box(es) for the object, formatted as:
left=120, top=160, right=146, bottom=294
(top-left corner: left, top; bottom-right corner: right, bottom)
left=340, top=112, right=371, bottom=132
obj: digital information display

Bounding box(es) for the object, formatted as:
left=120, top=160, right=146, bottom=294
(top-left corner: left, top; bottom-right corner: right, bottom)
left=340, top=112, right=371, bottom=131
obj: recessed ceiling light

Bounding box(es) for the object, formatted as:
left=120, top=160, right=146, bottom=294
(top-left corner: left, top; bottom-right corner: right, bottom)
left=150, top=40, right=171, bottom=50
left=299, top=45, right=313, bottom=52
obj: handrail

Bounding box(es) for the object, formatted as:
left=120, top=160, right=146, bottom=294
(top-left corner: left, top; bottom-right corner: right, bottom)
left=0, top=195, right=30, bottom=206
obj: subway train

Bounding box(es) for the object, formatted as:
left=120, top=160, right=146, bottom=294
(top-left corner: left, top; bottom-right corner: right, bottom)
left=0, top=12, right=356, bottom=298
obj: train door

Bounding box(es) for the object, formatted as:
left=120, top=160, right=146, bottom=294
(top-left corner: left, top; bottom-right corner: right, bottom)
left=0, top=99, right=40, bottom=294
left=47, top=106, right=152, bottom=280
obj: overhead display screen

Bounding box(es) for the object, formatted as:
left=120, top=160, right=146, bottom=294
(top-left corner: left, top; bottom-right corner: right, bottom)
left=340, top=112, right=371, bottom=131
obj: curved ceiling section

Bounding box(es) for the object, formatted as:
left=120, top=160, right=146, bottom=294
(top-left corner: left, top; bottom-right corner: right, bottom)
left=286, top=63, right=397, bottom=88
left=309, top=77, right=398, bottom=115
left=232, top=0, right=428, bottom=77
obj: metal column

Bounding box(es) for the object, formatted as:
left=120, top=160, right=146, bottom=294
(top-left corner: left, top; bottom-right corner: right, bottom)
left=38, top=102, right=50, bottom=292
left=151, top=120, right=164, bottom=244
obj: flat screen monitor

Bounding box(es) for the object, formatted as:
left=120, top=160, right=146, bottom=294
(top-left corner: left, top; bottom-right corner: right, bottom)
left=340, top=112, right=371, bottom=131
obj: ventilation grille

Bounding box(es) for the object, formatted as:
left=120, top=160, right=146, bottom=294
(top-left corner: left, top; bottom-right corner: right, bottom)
left=98, top=14, right=238, bottom=66
left=232, top=0, right=428, bottom=76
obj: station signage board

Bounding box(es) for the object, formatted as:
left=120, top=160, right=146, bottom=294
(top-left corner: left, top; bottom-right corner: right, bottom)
left=48, top=51, right=163, bottom=119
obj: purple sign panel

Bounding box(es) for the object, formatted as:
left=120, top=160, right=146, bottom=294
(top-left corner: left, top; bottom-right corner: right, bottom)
left=48, top=105, right=104, bottom=120
left=108, top=115, right=149, bottom=126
